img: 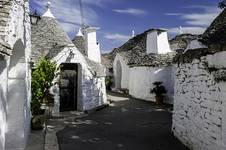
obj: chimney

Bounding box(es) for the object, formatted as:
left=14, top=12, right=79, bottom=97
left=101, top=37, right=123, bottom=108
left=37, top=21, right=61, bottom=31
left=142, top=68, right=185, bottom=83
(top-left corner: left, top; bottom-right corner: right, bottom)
left=146, top=29, right=171, bottom=54
left=82, top=27, right=101, bottom=63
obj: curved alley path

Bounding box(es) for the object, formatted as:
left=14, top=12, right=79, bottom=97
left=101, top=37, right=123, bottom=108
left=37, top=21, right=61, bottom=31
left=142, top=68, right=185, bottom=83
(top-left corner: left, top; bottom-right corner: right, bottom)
left=56, top=92, right=188, bottom=150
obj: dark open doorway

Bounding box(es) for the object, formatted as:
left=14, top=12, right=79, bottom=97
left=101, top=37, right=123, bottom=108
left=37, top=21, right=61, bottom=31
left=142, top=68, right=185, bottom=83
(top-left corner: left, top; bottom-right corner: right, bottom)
left=60, top=63, right=78, bottom=112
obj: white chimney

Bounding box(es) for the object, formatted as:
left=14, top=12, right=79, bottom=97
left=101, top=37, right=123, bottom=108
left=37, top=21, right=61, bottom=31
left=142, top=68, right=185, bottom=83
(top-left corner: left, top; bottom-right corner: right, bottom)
left=146, top=29, right=171, bottom=54
left=82, top=27, right=101, bottom=63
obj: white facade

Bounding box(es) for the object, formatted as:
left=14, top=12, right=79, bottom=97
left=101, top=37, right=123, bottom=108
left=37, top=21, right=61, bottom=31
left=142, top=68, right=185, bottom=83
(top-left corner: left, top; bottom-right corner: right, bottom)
left=0, top=0, right=31, bottom=150
left=0, top=58, right=8, bottom=150
left=83, top=27, right=101, bottom=63
left=113, top=29, right=173, bottom=104
left=51, top=46, right=107, bottom=111
left=173, top=51, right=226, bottom=150
left=129, top=66, right=175, bottom=104
left=113, top=53, right=175, bottom=104
left=146, top=30, right=171, bottom=54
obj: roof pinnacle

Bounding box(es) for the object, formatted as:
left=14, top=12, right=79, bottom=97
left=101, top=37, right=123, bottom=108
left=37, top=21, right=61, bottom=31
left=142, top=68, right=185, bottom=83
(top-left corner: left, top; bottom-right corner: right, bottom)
left=42, top=1, right=55, bottom=18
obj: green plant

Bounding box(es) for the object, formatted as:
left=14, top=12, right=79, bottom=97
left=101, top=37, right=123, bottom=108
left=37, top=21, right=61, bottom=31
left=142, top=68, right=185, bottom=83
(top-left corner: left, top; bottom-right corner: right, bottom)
left=105, top=76, right=113, bottom=90
left=150, top=81, right=167, bottom=97
left=31, top=57, right=57, bottom=116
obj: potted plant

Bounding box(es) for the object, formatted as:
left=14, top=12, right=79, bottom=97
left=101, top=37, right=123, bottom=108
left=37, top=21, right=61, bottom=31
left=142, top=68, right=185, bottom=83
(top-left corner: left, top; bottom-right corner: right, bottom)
left=150, top=81, right=167, bottom=105
left=31, top=57, right=57, bottom=130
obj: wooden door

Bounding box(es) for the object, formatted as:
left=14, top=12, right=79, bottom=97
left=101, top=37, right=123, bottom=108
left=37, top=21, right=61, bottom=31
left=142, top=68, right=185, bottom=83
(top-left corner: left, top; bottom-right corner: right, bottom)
left=60, top=63, right=77, bottom=111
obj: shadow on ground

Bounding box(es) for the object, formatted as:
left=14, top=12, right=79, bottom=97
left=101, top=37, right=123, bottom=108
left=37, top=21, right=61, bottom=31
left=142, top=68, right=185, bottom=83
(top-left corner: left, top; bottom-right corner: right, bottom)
left=56, top=92, right=189, bottom=150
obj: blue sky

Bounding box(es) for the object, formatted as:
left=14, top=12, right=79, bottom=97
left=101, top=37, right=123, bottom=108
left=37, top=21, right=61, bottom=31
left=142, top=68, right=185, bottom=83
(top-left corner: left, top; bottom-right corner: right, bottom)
left=30, top=0, right=222, bottom=53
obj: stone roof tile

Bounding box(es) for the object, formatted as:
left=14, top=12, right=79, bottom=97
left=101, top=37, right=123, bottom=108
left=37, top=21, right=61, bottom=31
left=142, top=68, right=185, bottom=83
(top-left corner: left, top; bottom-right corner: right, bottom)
left=0, top=41, right=11, bottom=56
left=72, top=36, right=87, bottom=56
left=0, top=0, right=12, bottom=56
left=201, top=9, right=226, bottom=47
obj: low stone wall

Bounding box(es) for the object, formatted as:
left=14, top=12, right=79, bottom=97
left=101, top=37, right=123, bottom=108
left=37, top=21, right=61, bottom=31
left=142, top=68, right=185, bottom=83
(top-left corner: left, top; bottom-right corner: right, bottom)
left=172, top=51, right=226, bottom=150
left=83, top=77, right=107, bottom=110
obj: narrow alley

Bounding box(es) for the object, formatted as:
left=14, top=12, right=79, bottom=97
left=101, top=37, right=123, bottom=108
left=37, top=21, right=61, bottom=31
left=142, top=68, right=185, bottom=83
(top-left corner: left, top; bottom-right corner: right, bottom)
left=55, top=92, right=188, bottom=150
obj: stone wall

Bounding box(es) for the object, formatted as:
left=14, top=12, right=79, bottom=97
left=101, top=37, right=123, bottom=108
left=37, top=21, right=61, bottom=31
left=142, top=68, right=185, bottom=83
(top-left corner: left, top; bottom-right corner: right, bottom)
left=129, top=66, right=175, bottom=104
left=172, top=51, right=226, bottom=150
left=82, top=76, right=107, bottom=110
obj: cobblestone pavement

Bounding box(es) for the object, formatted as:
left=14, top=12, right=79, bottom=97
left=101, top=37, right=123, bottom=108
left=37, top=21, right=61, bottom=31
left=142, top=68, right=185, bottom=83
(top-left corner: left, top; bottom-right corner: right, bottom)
left=56, top=92, right=189, bottom=150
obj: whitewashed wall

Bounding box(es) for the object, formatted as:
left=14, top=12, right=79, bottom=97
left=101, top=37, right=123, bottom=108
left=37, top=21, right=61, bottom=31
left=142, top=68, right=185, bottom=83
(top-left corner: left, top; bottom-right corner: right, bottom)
left=157, top=32, right=171, bottom=54
left=113, top=54, right=130, bottom=89
left=173, top=51, right=226, bottom=150
left=147, top=31, right=158, bottom=54
left=52, top=46, right=107, bottom=112
left=129, top=66, right=175, bottom=104
left=0, top=58, right=8, bottom=150
left=2, top=1, right=31, bottom=149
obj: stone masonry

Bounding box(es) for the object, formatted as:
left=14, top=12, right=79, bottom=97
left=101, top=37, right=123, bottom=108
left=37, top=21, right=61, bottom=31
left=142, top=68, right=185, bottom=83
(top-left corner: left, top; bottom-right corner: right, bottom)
left=172, top=51, right=226, bottom=150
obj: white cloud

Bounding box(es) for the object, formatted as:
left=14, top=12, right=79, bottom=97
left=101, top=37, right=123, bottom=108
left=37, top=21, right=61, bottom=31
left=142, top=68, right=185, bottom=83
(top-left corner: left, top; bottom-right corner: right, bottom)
left=165, top=13, right=182, bottom=16
left=182, top=13, right=218, bottom=26
left=104, top=33, right=130, bottom=42
left=168, top=27, right=206, bottom=35
left=83, top=0, right=116, bottom=8
left=113, top=8, right=147, bottom=16
left=166, top=5, right=221, bottom=27
left=166, top=5, right=222, bottom=35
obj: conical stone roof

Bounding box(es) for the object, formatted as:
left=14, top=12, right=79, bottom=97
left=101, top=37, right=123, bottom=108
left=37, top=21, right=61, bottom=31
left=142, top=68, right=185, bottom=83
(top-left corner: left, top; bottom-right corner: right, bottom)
left=31, top=16, right=73, bottom=62
left=72, top=36, right=87, bottom=56
left=201, top=9, right=226, bottom=47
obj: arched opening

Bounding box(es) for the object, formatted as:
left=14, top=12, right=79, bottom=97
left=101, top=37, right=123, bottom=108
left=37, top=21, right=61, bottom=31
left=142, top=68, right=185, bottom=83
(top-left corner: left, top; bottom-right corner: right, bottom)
left=115, top=60, right=122, bottom=89
left=6, top=39, right=28, bottom=149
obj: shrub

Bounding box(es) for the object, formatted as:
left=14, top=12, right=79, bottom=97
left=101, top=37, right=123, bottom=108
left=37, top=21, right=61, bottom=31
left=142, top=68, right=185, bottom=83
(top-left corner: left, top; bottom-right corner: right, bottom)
left=105, top=76, right=113, bottom=90
left=31, top=57, right=57, bottom=116
left=150, top=81, right=167, bottom=97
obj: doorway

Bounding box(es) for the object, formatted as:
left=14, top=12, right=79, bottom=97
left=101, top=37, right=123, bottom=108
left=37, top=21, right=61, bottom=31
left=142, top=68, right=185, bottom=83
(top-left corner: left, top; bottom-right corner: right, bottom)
left=116, top=60, right=122, bottom=88
left=60, top=63, right=78, bottom=111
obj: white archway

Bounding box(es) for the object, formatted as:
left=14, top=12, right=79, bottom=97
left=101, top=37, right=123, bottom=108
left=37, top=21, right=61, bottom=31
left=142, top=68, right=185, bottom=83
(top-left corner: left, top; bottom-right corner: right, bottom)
left=115, top=60, right=122, bottom=89
left=6, top=39, right=28, bottom=149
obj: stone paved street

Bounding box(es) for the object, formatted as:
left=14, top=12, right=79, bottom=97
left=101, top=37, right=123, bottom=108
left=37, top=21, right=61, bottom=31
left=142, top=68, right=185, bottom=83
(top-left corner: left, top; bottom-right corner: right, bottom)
left=56, top=92, right=188, bottom=150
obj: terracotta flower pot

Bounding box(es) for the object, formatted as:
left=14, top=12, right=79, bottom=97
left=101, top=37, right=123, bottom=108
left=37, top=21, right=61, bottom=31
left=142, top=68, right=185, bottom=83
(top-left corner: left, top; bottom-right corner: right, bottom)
left=31, top=115, right=45, bottom=130
left=155, top=96, right=164, bottom=105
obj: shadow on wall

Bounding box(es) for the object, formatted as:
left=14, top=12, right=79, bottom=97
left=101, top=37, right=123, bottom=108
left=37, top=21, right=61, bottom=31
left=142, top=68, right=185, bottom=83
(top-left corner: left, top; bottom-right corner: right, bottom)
left=9, top=39, right=25, bottom=78
left=153, top=66, right=174, bottom=103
